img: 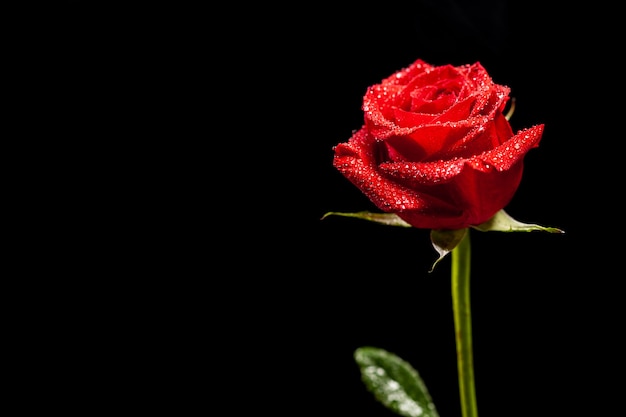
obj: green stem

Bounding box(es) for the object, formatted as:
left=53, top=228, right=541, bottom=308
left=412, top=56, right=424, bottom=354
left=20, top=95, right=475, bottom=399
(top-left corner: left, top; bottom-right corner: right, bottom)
left=451, top=229, right=477, bottom=417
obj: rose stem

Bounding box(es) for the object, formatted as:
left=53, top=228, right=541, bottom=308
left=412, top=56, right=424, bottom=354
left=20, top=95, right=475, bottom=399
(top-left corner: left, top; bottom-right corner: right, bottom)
left=451, top=230, right=478, bottom=417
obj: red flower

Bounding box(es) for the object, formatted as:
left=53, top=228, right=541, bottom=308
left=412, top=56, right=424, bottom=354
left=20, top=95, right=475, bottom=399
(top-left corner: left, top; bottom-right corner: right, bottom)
left=333, top=59, right=544, bottom=230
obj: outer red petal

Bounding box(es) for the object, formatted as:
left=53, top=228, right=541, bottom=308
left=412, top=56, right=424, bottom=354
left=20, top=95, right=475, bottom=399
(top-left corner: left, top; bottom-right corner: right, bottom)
left=333, top=128, right=462, bottom=220
left=333, top=125, right=544, bottom=230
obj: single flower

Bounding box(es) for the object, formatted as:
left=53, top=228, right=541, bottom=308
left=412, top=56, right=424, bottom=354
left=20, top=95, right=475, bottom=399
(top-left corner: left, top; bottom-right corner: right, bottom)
left=326, top=58, right=563, bottom=417
left=333, top=59, right=544, bottom=230
left=327, top=57, right=563, bottom=417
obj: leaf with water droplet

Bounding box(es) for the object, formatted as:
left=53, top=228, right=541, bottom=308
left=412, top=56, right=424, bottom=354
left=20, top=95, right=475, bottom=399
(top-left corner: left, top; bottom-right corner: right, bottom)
left=321, top=211, right=412, bottom=227
left=354, top=347, right=440, bottom=417
left=429, top=228, right=467, bottom=272
left=471, top=209, right=564, bottom=233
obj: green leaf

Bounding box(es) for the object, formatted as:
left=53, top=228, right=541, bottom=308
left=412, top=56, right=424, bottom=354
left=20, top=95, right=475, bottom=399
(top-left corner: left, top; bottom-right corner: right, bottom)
left=471, top=209, right=564, bottom=233
left=321, top=211, right=413, bottom=227
left=429, top=228, right=467, bottom=272
left=354, top=347, right=439, bottom=417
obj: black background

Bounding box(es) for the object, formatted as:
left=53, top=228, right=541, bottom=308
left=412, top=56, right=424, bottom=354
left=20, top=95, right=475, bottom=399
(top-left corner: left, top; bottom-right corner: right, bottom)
left=232, top=2, right=621, bottom=416
left=44, top=1, right=622, bottom=415
left=240, top=3, right=620, bottom=416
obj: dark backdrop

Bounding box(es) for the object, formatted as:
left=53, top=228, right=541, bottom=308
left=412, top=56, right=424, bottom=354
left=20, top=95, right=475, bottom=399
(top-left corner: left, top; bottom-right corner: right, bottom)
left=239, top=2, right=622, bottom=417
left=44, top=1, right=622, bottom=415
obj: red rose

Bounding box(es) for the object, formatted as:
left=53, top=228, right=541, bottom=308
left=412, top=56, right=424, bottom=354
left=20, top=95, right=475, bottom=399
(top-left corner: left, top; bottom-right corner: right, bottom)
left=333, top=59, right=544, bottom=230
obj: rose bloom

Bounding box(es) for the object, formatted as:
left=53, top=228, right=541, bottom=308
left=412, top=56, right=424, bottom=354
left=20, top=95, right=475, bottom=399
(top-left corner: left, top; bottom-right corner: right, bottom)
left=333, top=59, right=544, bottom=230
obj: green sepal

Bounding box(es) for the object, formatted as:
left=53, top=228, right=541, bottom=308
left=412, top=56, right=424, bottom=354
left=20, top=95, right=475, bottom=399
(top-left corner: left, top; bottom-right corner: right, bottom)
left=354, top=347, right=440, bottom=417
left=321, top=211, right=412, bottom=227
left=471, top=209, right=564, bottom=233
left=429, top=228, right=468, bottom=272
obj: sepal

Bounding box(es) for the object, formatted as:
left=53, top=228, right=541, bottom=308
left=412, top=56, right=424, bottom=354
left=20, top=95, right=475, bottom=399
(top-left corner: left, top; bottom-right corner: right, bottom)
left=429, top=228, right=467, bottom=272
left=321, top=211, right=412, bottom=227
left=471, top=209, right=564, bottom=233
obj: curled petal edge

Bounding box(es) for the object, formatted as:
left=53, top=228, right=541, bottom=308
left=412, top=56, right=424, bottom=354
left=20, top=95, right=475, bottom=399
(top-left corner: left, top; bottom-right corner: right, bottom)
left=379, top=124, right=545, bottom=185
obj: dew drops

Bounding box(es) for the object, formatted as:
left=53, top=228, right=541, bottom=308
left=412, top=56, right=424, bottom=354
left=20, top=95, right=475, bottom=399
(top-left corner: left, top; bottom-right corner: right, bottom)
left=362, top=365, right=425, bottom=417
